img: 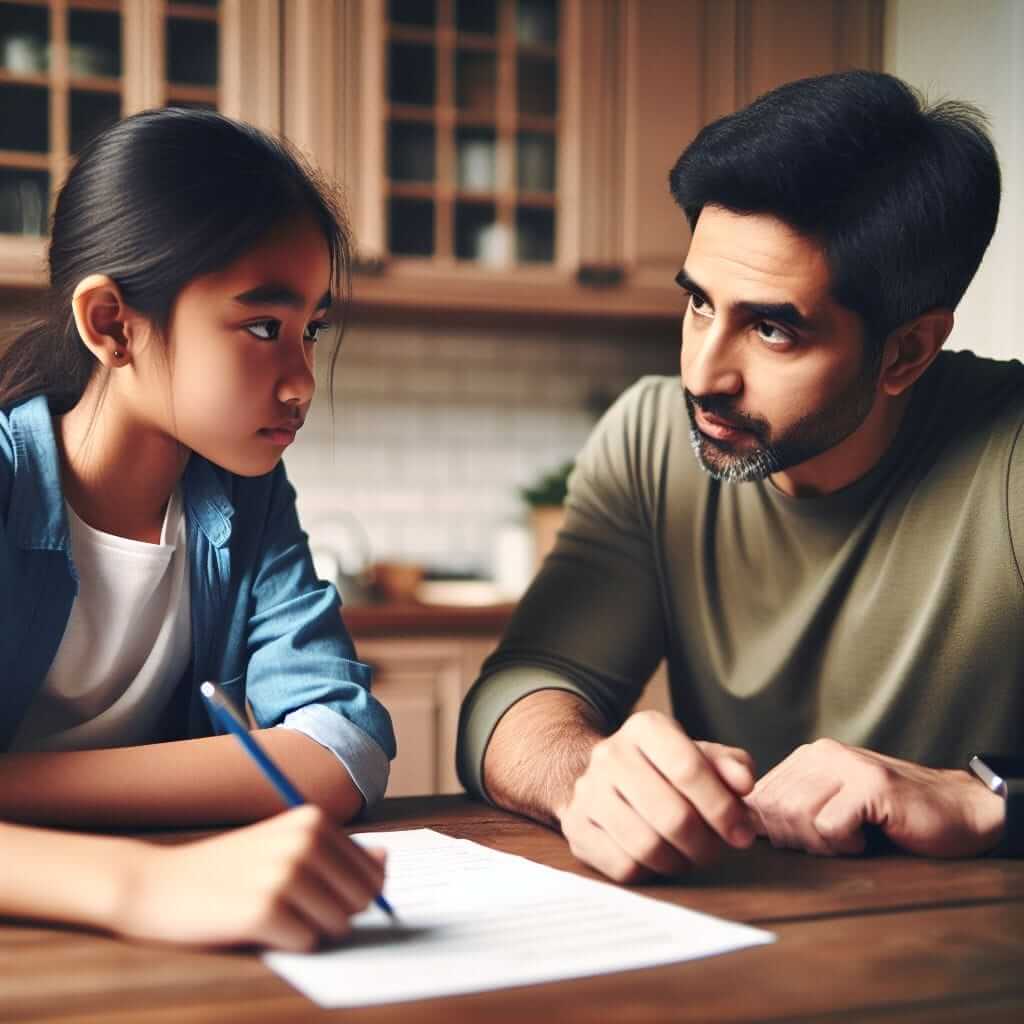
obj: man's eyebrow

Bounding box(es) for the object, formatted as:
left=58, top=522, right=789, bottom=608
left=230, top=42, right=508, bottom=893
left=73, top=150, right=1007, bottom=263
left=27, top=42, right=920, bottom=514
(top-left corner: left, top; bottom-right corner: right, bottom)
left=675, top=269, right=708, bottom=299
left=233, top=284, right=333, bottom=311
left=675, top=268, right=813, bottom=330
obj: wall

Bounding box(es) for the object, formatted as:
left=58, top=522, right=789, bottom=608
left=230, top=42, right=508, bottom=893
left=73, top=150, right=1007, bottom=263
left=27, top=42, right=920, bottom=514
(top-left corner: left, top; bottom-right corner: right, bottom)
left=885, top=0, right=1023, bottom=360
left=286, top=318, right=678, bottom=578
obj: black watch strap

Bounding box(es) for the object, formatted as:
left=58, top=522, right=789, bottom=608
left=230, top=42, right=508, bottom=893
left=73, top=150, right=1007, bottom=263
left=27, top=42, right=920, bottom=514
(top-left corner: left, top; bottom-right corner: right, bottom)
left=1004, top=777, right=1024, bottom=857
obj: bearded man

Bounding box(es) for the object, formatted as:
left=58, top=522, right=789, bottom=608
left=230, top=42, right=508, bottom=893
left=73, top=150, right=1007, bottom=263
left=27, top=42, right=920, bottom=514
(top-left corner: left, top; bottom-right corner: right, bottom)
left=456, top=70, right=1024, bottom=878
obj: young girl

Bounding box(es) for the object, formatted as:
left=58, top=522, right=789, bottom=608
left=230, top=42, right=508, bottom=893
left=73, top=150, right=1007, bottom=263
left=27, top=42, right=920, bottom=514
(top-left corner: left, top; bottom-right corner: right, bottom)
left=0, top=108, right=395, bottom=949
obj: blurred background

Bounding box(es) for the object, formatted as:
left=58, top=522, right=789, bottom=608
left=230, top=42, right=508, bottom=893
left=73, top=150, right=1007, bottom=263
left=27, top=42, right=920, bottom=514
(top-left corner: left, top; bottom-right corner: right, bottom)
left=0, top=1, right=1020, bottom=792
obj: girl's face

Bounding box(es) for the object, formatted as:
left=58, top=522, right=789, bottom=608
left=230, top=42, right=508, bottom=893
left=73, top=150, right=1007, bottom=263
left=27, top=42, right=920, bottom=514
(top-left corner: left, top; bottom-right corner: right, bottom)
left=142, top=215, right=332, bottom=477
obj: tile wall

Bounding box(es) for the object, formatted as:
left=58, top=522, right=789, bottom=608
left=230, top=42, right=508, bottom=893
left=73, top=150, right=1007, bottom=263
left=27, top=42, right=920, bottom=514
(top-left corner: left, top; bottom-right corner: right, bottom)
left=286, top=319, right=679, bottom=579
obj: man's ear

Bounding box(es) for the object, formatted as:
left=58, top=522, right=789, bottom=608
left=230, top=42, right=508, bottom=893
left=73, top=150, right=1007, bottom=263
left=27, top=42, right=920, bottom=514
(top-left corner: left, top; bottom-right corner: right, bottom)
left=878, top=309, right=954, bottom=397
left=70, top=274, right=138, bottom=368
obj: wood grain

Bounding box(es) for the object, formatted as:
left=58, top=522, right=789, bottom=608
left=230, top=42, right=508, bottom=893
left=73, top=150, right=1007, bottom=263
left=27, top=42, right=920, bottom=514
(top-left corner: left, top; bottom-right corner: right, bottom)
left=1, top=794, right=1022, bottom=1022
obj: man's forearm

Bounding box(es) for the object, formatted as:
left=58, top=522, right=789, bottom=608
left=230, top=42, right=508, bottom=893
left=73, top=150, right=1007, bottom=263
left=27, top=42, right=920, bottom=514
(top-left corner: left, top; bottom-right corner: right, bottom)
left=482, top=689, right=607, bottom=829
left=0, top=729, right=363, bottom=828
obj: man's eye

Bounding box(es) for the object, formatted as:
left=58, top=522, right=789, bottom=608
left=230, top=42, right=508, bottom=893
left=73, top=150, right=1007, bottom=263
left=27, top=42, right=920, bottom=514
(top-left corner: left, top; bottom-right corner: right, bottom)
left=690, top=294, right=713, bottom=318
left=755, top=321, right=793, bottom=346
left=304, top=320, right=329, bottom=343
left=246, top=320, right=280, bottom=341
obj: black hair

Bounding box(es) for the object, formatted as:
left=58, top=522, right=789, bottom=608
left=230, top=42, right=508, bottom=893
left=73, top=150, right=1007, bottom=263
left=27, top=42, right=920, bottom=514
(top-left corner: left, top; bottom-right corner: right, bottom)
left=669, top=70, right=1001, bottom=353
left=0, top=107, right=351, bottom=411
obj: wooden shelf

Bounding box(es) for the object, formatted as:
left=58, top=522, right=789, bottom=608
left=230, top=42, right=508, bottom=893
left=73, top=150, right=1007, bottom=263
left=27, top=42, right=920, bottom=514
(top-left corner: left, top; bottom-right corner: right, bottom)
left=515, top=41, right=558, bottom=59
left=0, top=71, right=50, bottom=89
left=166, top=3, right=219, bottom=21
left=68, top=74, right=122, bottom=93
left=165, top=83, right=218, bottom=104
left=513, top=192, right=557, bottom=208
left=387, top=103, right=437, bottom=122
left=0, top=151, right=50, bottom=171
left=67, top=0, right=121, bottom=11
left=386, top=26, right=437, bottom=46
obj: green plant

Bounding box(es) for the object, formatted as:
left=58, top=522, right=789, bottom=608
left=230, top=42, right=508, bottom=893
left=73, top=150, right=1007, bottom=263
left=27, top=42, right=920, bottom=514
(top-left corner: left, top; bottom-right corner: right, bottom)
left=520, top=460, right=574, bottom=507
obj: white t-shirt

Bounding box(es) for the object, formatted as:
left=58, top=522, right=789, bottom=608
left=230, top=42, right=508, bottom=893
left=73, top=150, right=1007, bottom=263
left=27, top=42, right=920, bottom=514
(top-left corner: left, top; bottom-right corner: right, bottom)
left=12, top=489, right=191, bottom=751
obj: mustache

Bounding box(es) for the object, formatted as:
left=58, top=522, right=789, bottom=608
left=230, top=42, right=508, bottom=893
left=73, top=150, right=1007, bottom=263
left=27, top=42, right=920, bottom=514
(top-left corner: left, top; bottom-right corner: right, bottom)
left=683, top=389, right=770, bottom=438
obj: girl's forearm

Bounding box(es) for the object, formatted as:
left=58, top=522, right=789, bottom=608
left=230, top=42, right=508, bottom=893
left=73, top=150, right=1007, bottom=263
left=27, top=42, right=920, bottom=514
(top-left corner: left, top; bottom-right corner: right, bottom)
left=0, top=821, right=145, bottom=930
left=0, top=808, right=388, bottom=950
left=0, top=729, right=363, bottom=827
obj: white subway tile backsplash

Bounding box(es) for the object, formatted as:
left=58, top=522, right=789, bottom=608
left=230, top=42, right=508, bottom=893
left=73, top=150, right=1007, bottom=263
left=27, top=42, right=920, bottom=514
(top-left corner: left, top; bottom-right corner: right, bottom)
left=286, top=320, right=677, bottom=574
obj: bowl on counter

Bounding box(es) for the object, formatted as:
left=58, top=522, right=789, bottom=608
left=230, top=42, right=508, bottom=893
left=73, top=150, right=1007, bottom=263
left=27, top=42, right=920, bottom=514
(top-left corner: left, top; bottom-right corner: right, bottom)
left=414, top=579, right=504, bottom=607
left=370, top=561, right=426, bottom=604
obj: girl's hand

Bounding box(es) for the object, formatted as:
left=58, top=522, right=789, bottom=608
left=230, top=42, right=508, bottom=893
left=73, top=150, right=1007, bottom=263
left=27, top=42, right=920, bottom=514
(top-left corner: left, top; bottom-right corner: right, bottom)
left=111, top=805, right=387, bottom=950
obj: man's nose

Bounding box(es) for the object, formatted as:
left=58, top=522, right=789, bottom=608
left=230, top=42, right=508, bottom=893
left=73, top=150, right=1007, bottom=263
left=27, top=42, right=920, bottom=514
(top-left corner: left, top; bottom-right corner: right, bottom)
left=682, top=323, right=742, bottom=398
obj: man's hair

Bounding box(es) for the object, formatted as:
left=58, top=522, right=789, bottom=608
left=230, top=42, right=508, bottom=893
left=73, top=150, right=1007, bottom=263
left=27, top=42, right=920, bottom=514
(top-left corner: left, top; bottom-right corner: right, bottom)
left=669, top=70, right=1000, bottom=352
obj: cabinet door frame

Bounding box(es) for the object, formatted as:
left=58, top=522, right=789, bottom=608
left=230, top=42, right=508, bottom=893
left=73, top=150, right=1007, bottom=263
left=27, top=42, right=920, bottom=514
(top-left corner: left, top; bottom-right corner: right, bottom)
left=0, top=0, right=260, bottom=285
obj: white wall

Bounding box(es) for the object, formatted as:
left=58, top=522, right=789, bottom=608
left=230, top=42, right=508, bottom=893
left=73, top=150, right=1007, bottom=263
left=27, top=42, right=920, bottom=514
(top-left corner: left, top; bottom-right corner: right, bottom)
left=885, top=0, right=1023, bottom=360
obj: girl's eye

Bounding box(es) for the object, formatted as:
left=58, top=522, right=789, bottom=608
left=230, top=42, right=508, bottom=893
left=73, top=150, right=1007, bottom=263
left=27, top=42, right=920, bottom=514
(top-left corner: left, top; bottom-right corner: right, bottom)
left=689, top=293, right=714, bottom=319
left=304, top=320, right=329, bottom=343
left=755, top=321, right=794, bottom=347
left=246, top=320, right=280, bottom=341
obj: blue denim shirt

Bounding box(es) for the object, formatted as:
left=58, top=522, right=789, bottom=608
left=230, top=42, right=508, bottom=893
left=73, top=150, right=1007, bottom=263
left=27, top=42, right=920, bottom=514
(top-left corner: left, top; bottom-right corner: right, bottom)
left=0, top=395, right=395, bottom=805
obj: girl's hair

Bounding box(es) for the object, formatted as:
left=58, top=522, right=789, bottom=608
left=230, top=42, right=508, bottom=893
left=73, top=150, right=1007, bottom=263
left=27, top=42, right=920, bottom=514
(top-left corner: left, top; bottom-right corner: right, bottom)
left=0, top=107, right=352, bottom=412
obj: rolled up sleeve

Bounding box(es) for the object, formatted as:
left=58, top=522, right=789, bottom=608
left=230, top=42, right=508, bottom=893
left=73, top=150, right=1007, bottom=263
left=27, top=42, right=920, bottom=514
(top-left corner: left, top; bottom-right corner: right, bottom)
left=281, top=703, right=391, bottom=807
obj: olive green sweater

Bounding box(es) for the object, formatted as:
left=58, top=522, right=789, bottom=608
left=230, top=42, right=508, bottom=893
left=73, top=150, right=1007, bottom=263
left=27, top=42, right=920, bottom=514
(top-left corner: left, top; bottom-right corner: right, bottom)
left=457, top=350, right=1024, bottom=797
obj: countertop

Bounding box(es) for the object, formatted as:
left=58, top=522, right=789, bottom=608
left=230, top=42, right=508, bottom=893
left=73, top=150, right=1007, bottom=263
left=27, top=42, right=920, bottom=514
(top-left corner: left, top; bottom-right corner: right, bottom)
left=343, top=600, right=517, bottom=637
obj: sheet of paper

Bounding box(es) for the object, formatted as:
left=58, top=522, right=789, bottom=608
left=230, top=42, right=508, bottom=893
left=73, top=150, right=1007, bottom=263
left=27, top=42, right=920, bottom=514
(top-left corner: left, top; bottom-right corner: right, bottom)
left=265, top=828, right=774, bottom=1007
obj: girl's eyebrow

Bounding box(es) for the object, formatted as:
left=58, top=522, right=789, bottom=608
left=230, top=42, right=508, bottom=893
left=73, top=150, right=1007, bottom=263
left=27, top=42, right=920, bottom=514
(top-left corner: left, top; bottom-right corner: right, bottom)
left=233, top=284, right=333, bottom=311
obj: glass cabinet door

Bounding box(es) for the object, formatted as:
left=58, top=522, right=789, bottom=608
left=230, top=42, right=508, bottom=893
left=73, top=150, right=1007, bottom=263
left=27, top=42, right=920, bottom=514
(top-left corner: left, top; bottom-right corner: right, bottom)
left=0, top=0, right=220, bottom=244
left=0, top=0, right=125, bottom=237
left=384, top=0, right=559, bottom=268
left=164, top=0, right=218, bottom=108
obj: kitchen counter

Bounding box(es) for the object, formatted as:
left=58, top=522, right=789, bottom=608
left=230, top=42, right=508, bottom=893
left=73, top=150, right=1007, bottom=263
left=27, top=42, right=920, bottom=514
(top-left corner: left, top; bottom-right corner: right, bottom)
left=343, top=600, right=517, bottom=637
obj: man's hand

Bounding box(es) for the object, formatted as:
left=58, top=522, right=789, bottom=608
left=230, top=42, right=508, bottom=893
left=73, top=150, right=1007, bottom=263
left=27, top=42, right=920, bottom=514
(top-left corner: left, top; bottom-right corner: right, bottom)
left=746, top=739, right=1006, bottom=858
left=556, top=710, right=757, bottom=883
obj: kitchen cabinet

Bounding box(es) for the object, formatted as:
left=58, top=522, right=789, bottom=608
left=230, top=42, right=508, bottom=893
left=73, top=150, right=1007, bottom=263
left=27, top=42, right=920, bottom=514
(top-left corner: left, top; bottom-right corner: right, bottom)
left=0, top=0, right=883, bottom=311
left=282, top=0, right=883, bottom=320
left=356, top=633, right=497, bottom=797
left=0, top=0, right=277, bottom=285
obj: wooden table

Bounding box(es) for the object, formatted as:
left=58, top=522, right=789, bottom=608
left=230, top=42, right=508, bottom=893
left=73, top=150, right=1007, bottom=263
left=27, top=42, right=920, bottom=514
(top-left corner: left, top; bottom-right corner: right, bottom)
left=2, top=795, right=1023, bottom=1022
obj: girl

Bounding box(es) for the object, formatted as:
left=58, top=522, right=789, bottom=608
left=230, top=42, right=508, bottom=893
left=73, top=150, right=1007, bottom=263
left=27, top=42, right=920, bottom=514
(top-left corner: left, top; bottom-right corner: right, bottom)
left=0, top=108, right=396, bottom=949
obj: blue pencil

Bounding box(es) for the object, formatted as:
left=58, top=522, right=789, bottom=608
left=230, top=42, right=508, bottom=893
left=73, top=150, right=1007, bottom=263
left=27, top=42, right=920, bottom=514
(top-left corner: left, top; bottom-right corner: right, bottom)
left=200, top=681, right=397, bottom=921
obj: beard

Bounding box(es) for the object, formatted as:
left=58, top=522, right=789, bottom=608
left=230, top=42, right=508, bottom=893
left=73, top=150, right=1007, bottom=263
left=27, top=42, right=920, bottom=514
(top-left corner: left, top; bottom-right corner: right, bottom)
left=683, top=353, right=881, bottom=484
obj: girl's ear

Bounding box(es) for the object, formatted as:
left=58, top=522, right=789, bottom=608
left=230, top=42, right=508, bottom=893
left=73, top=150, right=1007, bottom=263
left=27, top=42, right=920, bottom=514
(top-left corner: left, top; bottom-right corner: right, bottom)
left=878, top=308, right=954, bottom=398
left=71, top=274, right=139, bottom=368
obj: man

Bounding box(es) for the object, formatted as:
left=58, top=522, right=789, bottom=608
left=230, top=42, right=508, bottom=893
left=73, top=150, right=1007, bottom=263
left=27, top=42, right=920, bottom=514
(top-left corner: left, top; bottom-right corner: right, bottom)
left=456, top=70, right=1023, bottom=882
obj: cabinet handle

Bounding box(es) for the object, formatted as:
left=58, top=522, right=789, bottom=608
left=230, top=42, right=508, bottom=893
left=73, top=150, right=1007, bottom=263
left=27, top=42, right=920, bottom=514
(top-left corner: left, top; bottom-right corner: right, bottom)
left=576, top=264, right=625, bottom=288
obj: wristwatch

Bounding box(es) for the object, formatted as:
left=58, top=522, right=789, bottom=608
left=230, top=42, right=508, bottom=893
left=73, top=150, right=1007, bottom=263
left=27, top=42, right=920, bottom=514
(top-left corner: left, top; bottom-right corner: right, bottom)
left=968, top=754, right=1024, bottom=857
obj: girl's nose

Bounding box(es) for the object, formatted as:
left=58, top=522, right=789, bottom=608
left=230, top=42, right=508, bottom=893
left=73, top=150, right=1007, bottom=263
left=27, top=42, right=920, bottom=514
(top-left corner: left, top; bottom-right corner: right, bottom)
left=277, top=346, right=316, bottom=406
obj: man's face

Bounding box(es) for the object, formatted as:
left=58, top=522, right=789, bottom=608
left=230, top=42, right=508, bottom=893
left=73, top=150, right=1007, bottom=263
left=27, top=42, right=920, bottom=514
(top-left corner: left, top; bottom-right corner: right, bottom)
left=678, top=205, right=880, bottom=491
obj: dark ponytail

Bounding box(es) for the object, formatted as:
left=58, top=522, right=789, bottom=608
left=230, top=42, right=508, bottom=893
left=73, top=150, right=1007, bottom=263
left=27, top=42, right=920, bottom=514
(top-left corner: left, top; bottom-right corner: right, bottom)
left=0, top=107, right=352, bottom=411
